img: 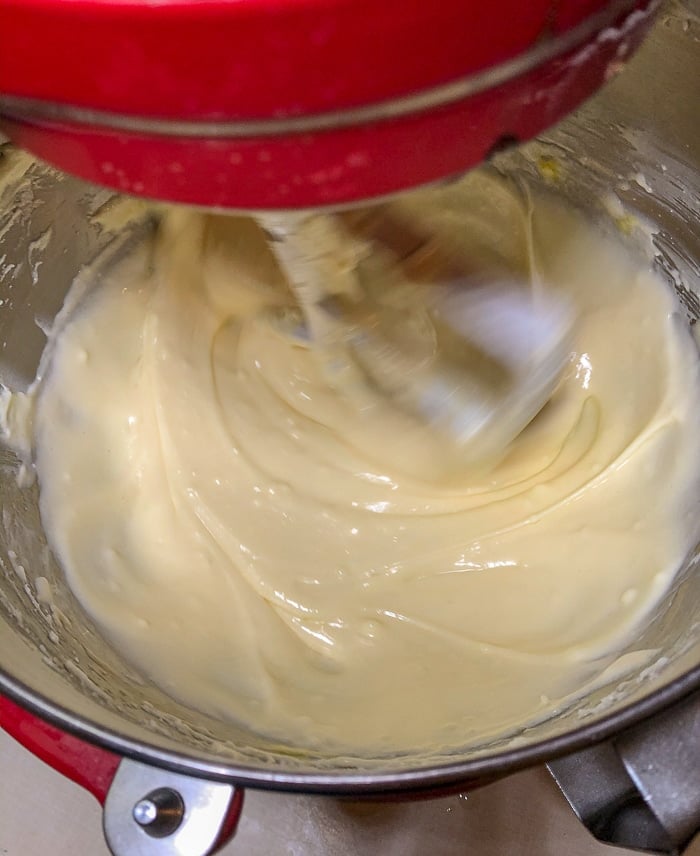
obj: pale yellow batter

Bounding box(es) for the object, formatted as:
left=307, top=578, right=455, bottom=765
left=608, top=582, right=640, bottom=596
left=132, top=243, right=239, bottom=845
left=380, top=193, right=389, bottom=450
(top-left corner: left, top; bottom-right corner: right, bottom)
left=19, top=173, right=700, bottom=755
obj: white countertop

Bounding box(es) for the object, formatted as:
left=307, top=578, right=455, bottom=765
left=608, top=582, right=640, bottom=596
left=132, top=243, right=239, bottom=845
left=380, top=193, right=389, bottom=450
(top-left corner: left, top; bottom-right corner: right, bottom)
left=2, top=726, right=699, bottom=856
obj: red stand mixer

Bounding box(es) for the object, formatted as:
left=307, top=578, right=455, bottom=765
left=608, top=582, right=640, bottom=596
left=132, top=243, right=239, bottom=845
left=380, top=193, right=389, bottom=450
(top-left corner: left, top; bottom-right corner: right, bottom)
left=2, top=2, right=700, bottom=855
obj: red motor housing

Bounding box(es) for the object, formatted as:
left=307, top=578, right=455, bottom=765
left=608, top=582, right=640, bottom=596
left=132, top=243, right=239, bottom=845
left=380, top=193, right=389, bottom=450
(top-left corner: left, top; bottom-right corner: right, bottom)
left=0, top=1, right=659, bottom=207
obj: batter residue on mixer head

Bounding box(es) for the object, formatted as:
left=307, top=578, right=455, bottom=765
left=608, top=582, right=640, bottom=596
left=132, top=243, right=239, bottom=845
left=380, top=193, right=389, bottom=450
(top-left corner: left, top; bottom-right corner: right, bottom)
left=14, top=171, right=700, bottom=756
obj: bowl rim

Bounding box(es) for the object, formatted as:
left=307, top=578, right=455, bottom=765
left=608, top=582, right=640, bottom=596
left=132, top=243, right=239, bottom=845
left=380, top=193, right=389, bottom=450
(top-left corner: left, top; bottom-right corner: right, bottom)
left=1, top=656, right=699, bottom=792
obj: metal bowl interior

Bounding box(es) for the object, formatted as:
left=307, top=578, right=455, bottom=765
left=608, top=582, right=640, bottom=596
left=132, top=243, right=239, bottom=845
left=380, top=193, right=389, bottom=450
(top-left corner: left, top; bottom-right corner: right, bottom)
left=0, top=0, right=699, bottom=793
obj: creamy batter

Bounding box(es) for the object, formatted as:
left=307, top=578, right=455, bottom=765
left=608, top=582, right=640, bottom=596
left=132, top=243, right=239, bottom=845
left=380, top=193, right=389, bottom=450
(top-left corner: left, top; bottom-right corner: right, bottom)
left=17, top=172, right=700, bottom=755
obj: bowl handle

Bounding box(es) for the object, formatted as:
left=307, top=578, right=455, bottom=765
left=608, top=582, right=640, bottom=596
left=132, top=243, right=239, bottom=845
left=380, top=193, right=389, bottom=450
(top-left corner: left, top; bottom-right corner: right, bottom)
left=0, top=694, right=244, bottom=854
left=548, top=690, right=700, bottom=855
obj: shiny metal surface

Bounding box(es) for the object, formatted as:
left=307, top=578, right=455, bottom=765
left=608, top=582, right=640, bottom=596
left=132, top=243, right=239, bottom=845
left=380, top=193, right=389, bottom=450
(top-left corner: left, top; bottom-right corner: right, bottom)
left=550, top=743, right=675, bottom=854
left=132, top=789, right=185, bottom=838
left=104, top=759, right=239, bottom=856
left=0, top=0, right=697, bottom=798
left=617, top=692, right=700, bottom=851
left=549, top=691, right=700, bottom=854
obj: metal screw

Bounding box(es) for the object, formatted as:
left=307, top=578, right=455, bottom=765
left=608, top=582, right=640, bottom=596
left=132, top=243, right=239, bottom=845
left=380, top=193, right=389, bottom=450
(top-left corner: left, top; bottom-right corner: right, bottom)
left=132, top=787, right=185, bottom=838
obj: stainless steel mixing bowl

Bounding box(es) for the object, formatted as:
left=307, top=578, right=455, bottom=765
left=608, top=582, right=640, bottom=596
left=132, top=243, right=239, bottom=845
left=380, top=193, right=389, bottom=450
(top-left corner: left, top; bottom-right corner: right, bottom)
left=0, top=2, right=698, bottom=854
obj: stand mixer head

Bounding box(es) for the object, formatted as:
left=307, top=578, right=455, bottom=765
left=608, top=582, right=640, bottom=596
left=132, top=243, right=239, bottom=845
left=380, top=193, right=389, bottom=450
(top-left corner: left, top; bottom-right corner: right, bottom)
left=0, top=0, right=659, bottom=210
